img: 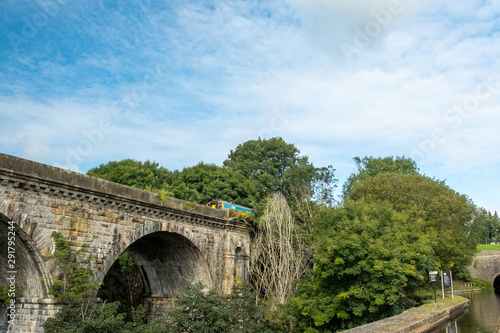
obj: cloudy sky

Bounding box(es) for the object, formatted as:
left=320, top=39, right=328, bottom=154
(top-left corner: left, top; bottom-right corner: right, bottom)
left=1, top=0, right=499, bottom=211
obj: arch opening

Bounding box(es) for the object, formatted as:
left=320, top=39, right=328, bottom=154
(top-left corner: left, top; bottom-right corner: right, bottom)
left=0, top=213, right=48, bottom=329
left=97, top=231, right=212, bottom=315
left=493, top=275, right=500, bottom=291
left=0, top=213, right=46, bottom=300
left=234, top=246, right=247, bottom=283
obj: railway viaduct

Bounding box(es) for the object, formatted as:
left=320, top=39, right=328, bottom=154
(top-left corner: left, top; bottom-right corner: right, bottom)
left=0, top=153, right=252, bottom=332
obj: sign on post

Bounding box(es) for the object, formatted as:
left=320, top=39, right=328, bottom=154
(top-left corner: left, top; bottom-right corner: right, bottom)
left=429, top=271, right=438, bottom=308
left=441, top=270, right=454, bottom=299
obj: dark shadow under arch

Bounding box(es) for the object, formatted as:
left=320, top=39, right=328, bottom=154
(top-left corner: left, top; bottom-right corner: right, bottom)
left=97, top=231, right=212, bottom=311
left=493, top=275, right=500, bottom=290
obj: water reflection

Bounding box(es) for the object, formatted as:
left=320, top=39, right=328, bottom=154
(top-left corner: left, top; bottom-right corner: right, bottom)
left=431, top=290, right=500, bottom=333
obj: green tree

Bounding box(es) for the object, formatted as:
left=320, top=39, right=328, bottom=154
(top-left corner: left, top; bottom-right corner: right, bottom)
left=171, top=162, right=258, bottom=207
left=476, top=209, right=491, bottom=243
left=97, top=252, right=148, bottom=319
left=479, top=210, right=500, bottom=243
left=292, top=201, right=435, bottom=331
left=349, top=172, right=481, bottom=270
left=87, top=159, right=173, bottom=190
left=491, top=212, right=500, bottom=241
left=224, top=137, right=336, bottom=220
left=342, top=156, right=418, bottom=198
left=224, top=137, right=304, bottom=198
left=287, top=163, right=337, bottom=228
left=48, top=232, right=98, bottom=304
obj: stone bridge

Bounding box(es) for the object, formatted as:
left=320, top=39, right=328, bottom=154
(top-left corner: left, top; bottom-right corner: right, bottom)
left=467, top=250, right=500, bottom=289
left=0, top=153, right=252, bottom=332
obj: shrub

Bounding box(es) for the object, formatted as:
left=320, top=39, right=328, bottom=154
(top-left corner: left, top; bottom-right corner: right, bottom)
left=167, top=282, right=271, bottom=333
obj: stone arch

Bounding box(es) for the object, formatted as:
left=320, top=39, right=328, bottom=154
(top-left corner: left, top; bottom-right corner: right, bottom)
left=0, top=212, right=49, bottom=299
left=97, top=230, right=213, bottom=306
left=99, top=220, right=215, bottom=281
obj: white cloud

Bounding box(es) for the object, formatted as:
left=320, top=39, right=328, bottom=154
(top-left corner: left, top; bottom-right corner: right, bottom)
left=1, top=0, right=500, bottom=211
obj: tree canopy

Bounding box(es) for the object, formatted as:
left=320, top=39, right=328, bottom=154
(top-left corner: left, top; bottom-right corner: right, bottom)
left=224, top=138, right=318, bottom=198
left=342, top=156, right=419, bottom=198
left=168, top=162, right=258, bottom=207
left=292, top=201, right=435, bottom=331
left=348, top=172, right=481, bottom=269
left=87, top=159, right=172, bottom=190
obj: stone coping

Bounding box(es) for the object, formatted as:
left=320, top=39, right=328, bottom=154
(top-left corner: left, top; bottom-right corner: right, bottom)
left=341, top=299, right=469, bottom=333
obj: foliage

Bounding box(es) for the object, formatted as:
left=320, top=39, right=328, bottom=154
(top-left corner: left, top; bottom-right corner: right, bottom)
left=97, top=251, right=147, bottom=319
left=292, top=201, right=435, bottom=331
left=287, top=163, right=337, bottom=229
left=477, top=209, right=500, bottom=243
left=223, top=137, right=337, bottom=225
left=228, top=209, right=251, bottom=221
left=468, top=277, right=493, bottom=289
left=224, top=137, right=301, bottom=197
left=87, top=159, right=173, bottom=190
left=342, top=156, right=419, bottom=199
left=348, top=172, right=482, bottom=270
left=167, top=282, right=271, bottom=333
left=251, top=193, right=309, bottom=307
left=183, top=201, right=198, bottom=212
left=172, top=162, right=258, bottom=208
left=224, top=138, right=335, bottom=205
left=48, top=231, right=99, bottom=304
left=43, top=299, right=166, bottom=333
left=87, top=160, right=258, bottom=211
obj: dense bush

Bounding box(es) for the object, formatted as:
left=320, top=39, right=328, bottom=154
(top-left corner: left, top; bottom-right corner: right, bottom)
left=43, top=300, right=166, bottom=333
left=167, top=282, right=271, bottom=333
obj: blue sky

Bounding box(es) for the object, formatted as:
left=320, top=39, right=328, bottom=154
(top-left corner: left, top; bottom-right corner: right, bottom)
left=1, top=0, right=499, bottom=212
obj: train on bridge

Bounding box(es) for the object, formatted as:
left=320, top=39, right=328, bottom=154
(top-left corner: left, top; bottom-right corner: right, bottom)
left=206, top=200, right=252, bottom=214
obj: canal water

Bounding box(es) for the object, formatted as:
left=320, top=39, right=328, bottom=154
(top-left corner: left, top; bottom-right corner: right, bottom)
left=431, top=290, right=500, bottom=333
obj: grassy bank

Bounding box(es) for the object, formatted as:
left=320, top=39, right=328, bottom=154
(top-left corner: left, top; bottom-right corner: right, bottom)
left=419, top=294, right=469, bottom=310
left=478, top=244, right=500, bottom=251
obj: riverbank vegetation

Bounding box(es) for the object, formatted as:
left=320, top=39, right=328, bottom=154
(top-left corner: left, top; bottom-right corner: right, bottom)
left=45, top=137, right=495, bottom=332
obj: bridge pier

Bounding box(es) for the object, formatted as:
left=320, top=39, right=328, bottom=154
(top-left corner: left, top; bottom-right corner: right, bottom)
left=0, top=298, right=63, bottom=333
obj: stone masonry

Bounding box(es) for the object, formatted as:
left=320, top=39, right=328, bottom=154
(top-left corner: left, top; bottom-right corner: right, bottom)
left=467, top=250, right=500, bottom=288
left=0, top=153, right=252, bottom=332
